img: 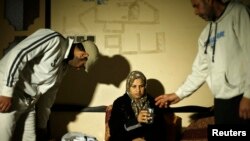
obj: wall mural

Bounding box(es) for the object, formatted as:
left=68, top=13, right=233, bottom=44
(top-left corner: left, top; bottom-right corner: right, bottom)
left=52, top=0, right=166, bottom=55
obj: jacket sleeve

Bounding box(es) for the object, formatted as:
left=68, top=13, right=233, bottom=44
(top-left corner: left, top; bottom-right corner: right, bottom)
left=175, top=37, right=209, bottom=99
left=234, top=6, right=250, bottom=98
left=0, top=29, right=63, bottom=97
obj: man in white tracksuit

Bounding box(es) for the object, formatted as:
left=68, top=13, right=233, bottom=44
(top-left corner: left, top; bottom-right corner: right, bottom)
left=155, top=0, right=250, bottom=124
left=0, top=28, right=98, bottom=141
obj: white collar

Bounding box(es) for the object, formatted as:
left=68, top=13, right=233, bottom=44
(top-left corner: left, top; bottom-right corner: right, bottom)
left=64, top=38, right=74, bottom=59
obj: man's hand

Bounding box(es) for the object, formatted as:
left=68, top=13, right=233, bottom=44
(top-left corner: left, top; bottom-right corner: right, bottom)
left=0, top=96, right=12, bottom=112
left=155, top=93, right=181, bottom=108
left=239, top=96, right=250, bottom=119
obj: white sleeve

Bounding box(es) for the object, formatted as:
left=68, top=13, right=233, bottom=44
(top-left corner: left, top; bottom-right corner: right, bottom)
left=175, top=38, right=209, bottom=99
left=0, top=30, right=62, bottom=97
left=234, top=6, right=250, bottom=98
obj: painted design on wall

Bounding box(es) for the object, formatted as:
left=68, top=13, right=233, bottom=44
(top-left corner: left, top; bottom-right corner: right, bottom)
left=53, top=0, right=166, bottom=55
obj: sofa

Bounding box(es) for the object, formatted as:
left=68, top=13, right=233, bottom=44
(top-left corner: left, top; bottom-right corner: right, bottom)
left=104, top=105, right=214, bottom=141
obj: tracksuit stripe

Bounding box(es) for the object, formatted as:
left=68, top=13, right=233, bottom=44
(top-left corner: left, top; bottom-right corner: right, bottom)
left=7, top=32, right=62, bottom=87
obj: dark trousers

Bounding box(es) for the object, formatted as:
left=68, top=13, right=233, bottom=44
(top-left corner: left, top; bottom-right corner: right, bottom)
left=214, top=94, right=250, bottom=125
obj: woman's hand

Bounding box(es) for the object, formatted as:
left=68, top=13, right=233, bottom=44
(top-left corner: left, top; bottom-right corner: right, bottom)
left=137, top=110, right=151, bottom=123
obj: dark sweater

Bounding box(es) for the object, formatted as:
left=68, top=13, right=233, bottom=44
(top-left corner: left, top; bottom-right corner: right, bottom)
left=108, top=93, right=168, bottom=141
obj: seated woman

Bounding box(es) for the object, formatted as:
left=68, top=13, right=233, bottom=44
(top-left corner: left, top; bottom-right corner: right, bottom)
left=109, top=71, right=167, bottom=141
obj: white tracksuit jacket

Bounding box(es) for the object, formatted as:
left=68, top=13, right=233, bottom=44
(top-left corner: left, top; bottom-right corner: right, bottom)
left=0, top=28, right=73, bottom=129
left=0, top=28, right=73, bottom=98
left=175, top=1, right=250, bottom=99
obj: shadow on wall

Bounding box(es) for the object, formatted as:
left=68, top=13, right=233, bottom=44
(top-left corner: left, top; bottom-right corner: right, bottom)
left=56, top=54, right=131, bottom=105
left=49, top=53, right=131, bottom=140
left=146, top=78, right=165, bottom=98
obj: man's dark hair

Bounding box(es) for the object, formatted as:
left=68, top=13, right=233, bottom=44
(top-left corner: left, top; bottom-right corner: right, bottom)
left=74, top=42, right=86, bottom=51
left=64, top=42, right=85, bottom=63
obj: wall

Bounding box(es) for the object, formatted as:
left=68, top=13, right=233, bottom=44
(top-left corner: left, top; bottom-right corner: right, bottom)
left=50, top=0, right=211, bottom=140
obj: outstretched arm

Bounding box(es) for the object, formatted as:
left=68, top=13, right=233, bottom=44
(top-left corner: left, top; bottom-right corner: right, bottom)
left=155, top=93, right=181, bottom=108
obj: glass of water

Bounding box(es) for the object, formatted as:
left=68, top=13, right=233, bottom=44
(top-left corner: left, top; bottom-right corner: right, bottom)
left=147, top=108, right=154, bottom=124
